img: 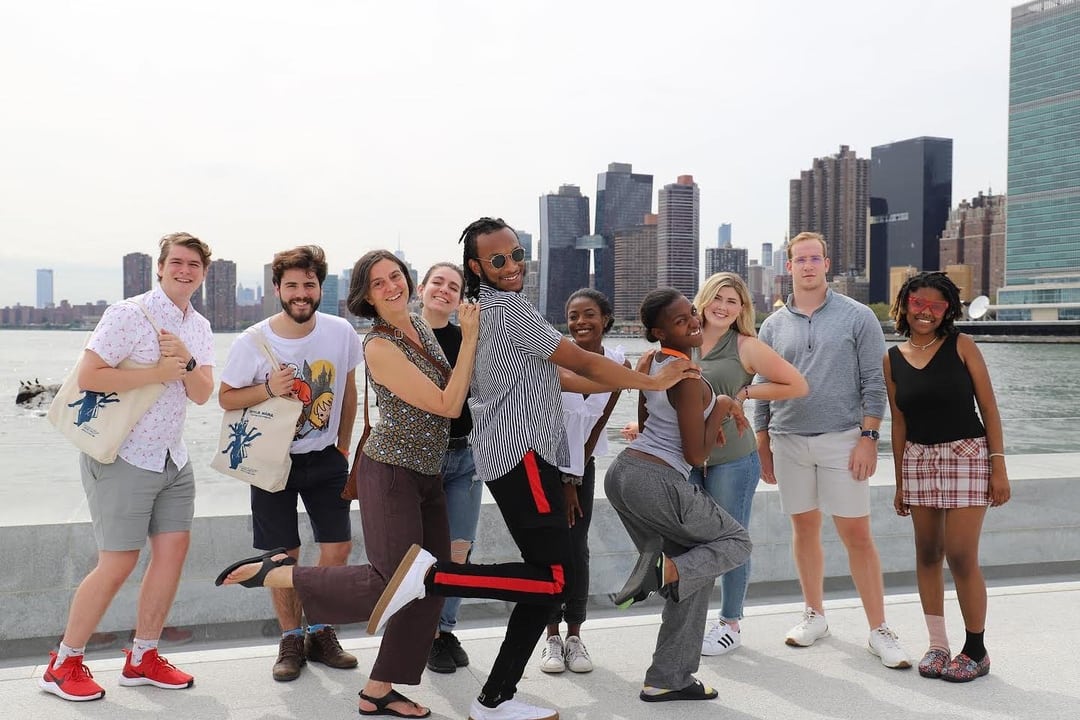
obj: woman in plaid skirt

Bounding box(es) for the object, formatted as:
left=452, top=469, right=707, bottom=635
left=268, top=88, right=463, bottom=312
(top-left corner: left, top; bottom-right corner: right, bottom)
left=884, top=272, right=1011, bottom=684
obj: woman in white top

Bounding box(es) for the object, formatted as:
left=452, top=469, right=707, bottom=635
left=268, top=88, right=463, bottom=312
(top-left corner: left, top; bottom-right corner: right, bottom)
left=539, top=289, right=629, bottom=675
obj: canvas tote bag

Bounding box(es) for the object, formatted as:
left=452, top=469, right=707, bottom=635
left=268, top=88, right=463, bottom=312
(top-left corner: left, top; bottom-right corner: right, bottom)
left=211, top=328, right=302, bottom=493
left=47, top=301, right=167, bottom=464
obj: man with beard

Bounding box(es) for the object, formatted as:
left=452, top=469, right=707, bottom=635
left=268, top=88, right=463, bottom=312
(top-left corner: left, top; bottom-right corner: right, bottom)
left=219, top=245, right=362, bottom=682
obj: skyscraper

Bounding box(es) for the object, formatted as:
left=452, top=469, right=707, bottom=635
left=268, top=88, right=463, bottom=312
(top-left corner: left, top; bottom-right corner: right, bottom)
left=206, top=259, right=237, bottom=331
left=868, top=136, right=953, bottom=302
left=594, top=163, right=653, bottom=302
left=613, top=214, right=658, bottom=323
left=322, top=273, right=340, bottom=317
left=538, top=184, right=590, bottom=324
left=938, top=192, right=1006, bottom=301
left=998, top=0, right=1080, bottom=320
left=123, top=252, right=152, bottom=299
left=657, top=175, right=700, bottom=300
left=36, top=269, right=54, bottom=308
left=789, top=145, right=870, bottom=279
left=761, top=242, right=773, bottom=266
left=705, top=245, right=748, bottom=281
left=718, top=223, right=732, bottom=248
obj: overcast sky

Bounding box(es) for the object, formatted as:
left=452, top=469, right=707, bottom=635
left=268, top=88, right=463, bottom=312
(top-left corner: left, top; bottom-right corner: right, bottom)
left=1, top=0, right=1021, bottom=307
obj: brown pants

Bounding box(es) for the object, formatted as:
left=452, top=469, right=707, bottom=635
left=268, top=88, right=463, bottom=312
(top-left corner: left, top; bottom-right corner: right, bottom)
left=294, top=455, right=450, bottom=684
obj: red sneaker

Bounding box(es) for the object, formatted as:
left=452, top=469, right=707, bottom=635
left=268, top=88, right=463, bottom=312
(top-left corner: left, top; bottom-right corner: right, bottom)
left=119, top=648, right=194, bottom=689
left=39, top=652, right=106, bottom=702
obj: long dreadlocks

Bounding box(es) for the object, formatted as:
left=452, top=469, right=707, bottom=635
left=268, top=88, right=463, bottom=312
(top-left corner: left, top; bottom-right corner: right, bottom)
left=458, top=217, right=517, bottom=301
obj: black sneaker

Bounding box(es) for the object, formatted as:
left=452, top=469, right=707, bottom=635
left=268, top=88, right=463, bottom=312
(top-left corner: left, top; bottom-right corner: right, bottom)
left=610, top=549, right=665, bottom=609
left=441, top=631, right=469, bottom=667
left=427, top=634, right=457, bottom=674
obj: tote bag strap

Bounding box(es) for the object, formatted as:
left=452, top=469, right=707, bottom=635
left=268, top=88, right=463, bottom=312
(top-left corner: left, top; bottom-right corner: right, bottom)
left=371, top=321, right=450, bottom=382
left=125, top=299, right=162, bottom=335
left=243, top=326, right=283, bottom=369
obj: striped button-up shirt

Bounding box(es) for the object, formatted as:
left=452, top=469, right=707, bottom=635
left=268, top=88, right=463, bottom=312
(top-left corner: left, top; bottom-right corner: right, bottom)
left=468, top=284, right=568, bottom=482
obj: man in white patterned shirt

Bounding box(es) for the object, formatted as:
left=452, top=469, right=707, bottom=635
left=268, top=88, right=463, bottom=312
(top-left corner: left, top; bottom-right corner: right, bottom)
left=40, top=233, right=215, bottom=703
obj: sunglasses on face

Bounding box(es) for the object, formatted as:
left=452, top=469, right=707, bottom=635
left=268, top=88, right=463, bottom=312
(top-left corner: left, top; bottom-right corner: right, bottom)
left=478, top=247, right=525, bottom=269
left=907, top=296, right=949, bottom=316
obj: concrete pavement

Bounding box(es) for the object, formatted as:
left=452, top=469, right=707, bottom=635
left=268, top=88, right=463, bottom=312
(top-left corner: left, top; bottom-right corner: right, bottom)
left=3, top=580, right=1078, bottom=720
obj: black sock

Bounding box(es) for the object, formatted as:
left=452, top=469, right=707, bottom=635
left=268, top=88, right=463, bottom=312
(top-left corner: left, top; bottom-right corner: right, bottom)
left=961, top=629, right=986, bottom=662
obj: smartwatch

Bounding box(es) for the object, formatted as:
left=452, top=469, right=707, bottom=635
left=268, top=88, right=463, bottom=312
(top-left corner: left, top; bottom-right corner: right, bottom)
left=185, top=357, right=197, bottom=372
left=860, top=429, right=880, bottom=441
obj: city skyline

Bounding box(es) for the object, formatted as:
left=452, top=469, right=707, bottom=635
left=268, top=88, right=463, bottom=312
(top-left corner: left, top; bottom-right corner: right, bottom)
left=1, top=0, right=1021, bottom=307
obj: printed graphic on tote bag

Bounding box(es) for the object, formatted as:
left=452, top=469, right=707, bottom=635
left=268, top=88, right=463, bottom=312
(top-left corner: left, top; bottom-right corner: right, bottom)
left=223, top=409, right=263, bottom=470
left=69, top=391, right=121, bottom=429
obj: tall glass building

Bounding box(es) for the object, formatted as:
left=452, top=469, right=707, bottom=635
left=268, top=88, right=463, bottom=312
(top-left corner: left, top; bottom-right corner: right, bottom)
left=539, top=184, right=590, bottom=324
left=999, top=0, right=1080, bottom=320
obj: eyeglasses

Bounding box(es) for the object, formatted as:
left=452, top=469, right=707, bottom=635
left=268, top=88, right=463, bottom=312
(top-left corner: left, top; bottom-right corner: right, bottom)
left=791, top=255, right=825, bottom=266
left=478, top=247, right=525, bottom=269
left=907, top=296, right=949, bottom=316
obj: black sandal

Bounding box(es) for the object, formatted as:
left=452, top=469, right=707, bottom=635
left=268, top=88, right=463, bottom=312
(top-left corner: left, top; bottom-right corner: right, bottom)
left=358, top=688, right=431, bottom=718
left=214, top=548, right=296, bottom=587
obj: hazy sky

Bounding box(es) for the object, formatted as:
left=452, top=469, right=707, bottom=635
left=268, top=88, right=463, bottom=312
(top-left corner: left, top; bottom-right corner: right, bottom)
left=1, top=0, right=1021, bottom=307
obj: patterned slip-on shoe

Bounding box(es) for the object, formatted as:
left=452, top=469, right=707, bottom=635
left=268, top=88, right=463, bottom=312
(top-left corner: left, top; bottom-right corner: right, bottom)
left=941, top=652, right=990, bottom=682
left=918, top=648, right=951, bottom=678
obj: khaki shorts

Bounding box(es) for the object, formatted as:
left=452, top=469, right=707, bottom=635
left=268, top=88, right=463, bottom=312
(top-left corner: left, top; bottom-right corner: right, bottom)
left=80, top=453, right=195, bottom=551
left=770, top=427, right=869, bottom=518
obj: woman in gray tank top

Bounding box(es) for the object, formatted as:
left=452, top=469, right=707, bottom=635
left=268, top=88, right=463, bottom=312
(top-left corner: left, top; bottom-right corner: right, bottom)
left=604, top=288, right=753, bottom=704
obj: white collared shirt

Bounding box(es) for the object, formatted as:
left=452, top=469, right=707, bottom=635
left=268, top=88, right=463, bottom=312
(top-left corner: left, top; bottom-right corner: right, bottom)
left=86, top=286, right=215, bottom=472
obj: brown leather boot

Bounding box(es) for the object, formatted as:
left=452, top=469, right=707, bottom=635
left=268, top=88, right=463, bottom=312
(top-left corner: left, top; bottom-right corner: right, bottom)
left=305, top=626, right=358, bottom=669
left=272, top=633, right=306, bottom=681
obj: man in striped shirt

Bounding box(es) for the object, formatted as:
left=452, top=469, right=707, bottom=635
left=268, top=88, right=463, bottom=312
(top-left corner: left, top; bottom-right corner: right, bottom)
left=451, top=217, right=696, bottom=720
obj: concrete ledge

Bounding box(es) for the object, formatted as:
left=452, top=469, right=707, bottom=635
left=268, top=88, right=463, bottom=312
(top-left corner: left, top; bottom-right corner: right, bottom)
left=3, top=458, right=1077, bottom=645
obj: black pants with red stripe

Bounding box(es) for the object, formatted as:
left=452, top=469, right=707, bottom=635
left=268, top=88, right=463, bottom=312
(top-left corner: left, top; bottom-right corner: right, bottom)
left=424, top=450, right=572, bottom=705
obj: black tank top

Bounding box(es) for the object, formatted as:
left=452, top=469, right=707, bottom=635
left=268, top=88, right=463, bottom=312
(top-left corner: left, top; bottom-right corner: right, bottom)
left=888, top=334, right=985, bottom=445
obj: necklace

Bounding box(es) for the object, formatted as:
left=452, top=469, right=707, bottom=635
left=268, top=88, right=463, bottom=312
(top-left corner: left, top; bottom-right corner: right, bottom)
left=659, top=347, right=691, bottom=360
left=908, top=335, right=941, bottom=351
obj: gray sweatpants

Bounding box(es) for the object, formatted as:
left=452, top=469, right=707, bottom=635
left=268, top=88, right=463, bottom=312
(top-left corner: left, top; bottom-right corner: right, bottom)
left=605, top=451, right=752, bottom=690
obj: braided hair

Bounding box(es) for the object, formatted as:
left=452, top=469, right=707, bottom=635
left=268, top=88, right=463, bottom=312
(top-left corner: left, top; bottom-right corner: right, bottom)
left=639, top=287, right=683, bottom=344
left=458, top=217, right=517, bottom=301
left=890, top=271, right=963, bottom=338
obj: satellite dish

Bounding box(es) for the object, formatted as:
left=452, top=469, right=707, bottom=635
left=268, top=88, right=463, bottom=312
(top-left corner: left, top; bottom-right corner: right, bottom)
left=968, top=295, right=990, bottom=320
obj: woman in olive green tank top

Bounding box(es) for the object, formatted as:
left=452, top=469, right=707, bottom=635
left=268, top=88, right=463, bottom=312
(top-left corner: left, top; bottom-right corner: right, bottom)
left=690, top=273, right=808, bottom=656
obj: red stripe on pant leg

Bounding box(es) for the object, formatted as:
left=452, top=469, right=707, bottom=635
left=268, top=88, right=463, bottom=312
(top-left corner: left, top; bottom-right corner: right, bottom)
left=432, top=570, right=562, bottom=596
left=549, top=564, right=565, bottom=593
left=523, top=451, right=550, bottom=514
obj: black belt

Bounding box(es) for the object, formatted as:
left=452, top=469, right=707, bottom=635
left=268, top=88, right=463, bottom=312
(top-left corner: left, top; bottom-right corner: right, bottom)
left=447, top=436, right=469, bottom=451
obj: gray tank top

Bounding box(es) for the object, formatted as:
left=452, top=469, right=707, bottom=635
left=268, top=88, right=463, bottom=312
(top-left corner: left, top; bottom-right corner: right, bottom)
left=630, top=352, right=716, bottom=478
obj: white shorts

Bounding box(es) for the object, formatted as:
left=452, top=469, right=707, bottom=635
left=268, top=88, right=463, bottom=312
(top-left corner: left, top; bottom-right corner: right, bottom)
left=770, top=427, right=869, bottom=518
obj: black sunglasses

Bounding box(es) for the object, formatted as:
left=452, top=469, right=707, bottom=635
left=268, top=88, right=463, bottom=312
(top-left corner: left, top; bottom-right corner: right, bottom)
left=478, top=247, right=525, bottom=269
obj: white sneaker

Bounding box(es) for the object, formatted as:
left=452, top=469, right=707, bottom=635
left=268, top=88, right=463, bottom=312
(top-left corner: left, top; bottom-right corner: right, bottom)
left=701, top=620, right=742, bottom=656
left=868, top=624, right=912, bottom=669
left=539, top=635, right=565, bottom=673
left=468, top=697, right=559, bottom=720
left=563, top=636, right=593, bottom=673
left=785, top=607, right=830, bottom=647
left=366, top=544, right=436, bottom=634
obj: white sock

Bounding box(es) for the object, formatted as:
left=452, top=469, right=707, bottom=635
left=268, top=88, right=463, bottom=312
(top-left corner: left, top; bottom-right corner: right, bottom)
left=56, top=642, right=84, bottom=665
left=131, top=637, right=159, bottom=665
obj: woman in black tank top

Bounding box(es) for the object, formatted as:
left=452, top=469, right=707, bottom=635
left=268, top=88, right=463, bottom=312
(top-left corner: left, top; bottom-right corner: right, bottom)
left=884, top=272, right=1011, bottom=684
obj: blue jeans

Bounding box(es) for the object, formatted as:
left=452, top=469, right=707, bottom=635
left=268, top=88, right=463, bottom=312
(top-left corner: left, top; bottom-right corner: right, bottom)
left=687, top=451, right=760, bottom=621
left=438, top=444, right=483, bottom=632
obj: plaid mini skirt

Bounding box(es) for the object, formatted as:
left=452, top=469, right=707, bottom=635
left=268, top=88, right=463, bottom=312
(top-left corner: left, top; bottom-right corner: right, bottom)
left=902, top=436, right=991, bottom=508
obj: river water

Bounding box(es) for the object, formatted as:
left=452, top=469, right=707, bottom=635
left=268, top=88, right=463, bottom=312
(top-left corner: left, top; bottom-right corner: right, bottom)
left=2, top=330, right=1077, bottom=490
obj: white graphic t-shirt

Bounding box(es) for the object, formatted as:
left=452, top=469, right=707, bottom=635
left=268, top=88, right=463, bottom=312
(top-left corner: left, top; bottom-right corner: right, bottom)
left=219, top=313, right=363, bottom=455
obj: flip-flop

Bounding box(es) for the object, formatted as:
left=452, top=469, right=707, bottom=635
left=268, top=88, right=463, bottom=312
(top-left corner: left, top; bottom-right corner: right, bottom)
left=214, top=548, right=296, bottom=587
left=358, top=688, right=431, bottom=718
left=639, top=679, right=718, bottom=703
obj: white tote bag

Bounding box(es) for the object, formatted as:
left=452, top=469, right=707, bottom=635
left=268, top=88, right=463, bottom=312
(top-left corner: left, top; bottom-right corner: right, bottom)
left=210, top=329, right=302, bottom=493
left=47, top=302, right=166, bottom=464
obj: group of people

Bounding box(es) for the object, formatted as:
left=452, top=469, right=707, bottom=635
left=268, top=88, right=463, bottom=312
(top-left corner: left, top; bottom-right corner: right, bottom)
left=39, top=226, right=1011, bottom=719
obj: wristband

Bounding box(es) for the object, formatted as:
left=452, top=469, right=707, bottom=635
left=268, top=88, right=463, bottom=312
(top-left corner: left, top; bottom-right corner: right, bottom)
left=989, top=452, right=1005, bottom=459
left=265, top=378, right=276, bottom=398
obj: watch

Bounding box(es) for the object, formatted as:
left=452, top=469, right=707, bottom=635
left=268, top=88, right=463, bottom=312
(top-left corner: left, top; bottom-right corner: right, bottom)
left=185, top=357, right=197, bottom=372
left=860, top=429, right=880, bottom=441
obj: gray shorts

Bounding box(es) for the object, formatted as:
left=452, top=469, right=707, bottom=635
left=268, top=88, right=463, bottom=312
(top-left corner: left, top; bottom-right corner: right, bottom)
left=770, top=427, right=870, bottom=518
left=79, top=453, right=196, bottom=551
